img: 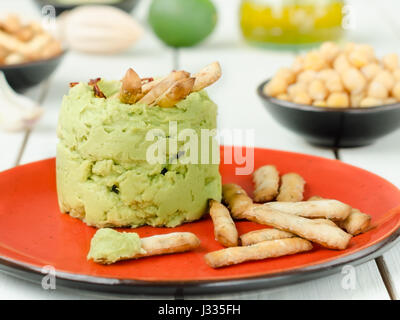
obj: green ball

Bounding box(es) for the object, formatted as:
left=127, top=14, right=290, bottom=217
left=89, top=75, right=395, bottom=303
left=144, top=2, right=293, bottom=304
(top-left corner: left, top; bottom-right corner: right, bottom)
left=148, top=0, right=217, bottom=47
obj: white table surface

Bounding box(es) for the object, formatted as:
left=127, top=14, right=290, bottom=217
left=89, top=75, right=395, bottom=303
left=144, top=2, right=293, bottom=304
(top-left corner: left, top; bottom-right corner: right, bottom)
left=0, top=0, right=399, bottom=300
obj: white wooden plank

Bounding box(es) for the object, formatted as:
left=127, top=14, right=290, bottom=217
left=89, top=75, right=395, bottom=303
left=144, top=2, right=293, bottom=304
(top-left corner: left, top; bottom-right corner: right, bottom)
left=340, top=0, right=400, bottom=299
left=177, top=0, right=388, bottom=300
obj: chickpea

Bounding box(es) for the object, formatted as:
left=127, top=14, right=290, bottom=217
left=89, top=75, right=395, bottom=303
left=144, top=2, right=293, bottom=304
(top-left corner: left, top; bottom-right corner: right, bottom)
left=374, top=70, right=395, bottom=91
left=303, top=51, right=328, bottom=71
left=393, top=69, right=400, bottom=82
left=313, top=100, right=328, bottom=107
left=384, top=97, right=397, bottom=105
left=382, top=53, right=399, bottom=71
left=297, top=70, right=317, bottom=84
left=288, top=82, right=307, bottom=98
left=361, top=63, right=382, bottom=81
left=349, top=49, right=369, bottom=68
left=350, top=92, right=365, bottom=107
left=391, top=82, right=400, bottom=100
left=318, top=69, right=343, bottom=93
left=291, top=56, right=304, bottom=75
left=264, top=77, right=287, bottom=97
left=276, top=67, right=296, bottom=85
left=308, top=79, right=328, bottom=101
left=360, top=97, right=383, bottom=108
left=292, top=92, right=312, bottom=105
left=341, top=68, right=367, bottom=94
left=319, top=42, right=340, bottom=63
left=356, top=44, right=375, bottom=61
left=333, top=54, right=351, bottom=74
left=326, top=92, right=349, bottom=108
left=277, top=93, right=290, bottom=101
left=368, top=81, right=388, bottom=99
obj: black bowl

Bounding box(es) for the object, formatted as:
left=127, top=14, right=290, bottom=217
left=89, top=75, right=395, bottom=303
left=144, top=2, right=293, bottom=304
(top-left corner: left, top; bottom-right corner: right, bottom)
left=0, top=51, right=65, bottom=92
left=34, top=0, right=140, bottom=15
left=258, top=80, right=400, bottom=148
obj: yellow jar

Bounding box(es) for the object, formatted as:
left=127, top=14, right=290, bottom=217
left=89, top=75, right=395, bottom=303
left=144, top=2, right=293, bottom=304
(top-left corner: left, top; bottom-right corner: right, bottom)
left=240, top=0, right=344, bottom=48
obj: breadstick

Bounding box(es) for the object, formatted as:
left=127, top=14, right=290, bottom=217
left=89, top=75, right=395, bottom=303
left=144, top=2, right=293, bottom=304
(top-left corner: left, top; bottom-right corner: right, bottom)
left=313, top=218, right=338, bottom=227
left=244, top=206, right=352, bottom=250
left=240, top=228, right=295, bottom=246
left=253, top=165, right=280, bottom=202
left=138, top=71, right=190, bottom=105
left=338, top=209, right=371, bottom=236
left=308, top=196, right=371, bottom=235
left=265, top=200, right=351, bottom=221
left=205, top=238, right=312, bottom=268
left=192, top=61, right=222, bottom=92
left=119, top=68, right=142, bottom=104
left=155, top=77, right=195, bottom=107
left=137, top=232, right=200, bottom=258
left=89, top=231, right=200, bottom=264
left=209, top=200, right=238, bottom=247
left=222, top=184, right=253, bottom=219
left=277, top=173, right=305, bottom=202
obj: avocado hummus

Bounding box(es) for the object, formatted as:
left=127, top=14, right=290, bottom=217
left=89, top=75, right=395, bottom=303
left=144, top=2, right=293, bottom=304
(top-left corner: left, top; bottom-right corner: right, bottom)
left=56, top=80, right=221, bottom=228
left=87, top=228, right=143, bottom=264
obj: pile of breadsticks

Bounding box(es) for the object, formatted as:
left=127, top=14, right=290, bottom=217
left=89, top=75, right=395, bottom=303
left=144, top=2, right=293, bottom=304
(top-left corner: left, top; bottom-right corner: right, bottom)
left=205, top=165, right=371, bottom=268
left=71, top=62, right=222, bottom=108
left=0, top=14, right=62, bottom=66
left=118, top=62, right=221, bottom=107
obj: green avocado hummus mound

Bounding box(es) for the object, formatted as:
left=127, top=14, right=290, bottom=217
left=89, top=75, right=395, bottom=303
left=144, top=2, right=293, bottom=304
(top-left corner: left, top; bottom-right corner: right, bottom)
left=87, top=228, right=143, bottom=264
left=56, top=80, right=221, bottom=228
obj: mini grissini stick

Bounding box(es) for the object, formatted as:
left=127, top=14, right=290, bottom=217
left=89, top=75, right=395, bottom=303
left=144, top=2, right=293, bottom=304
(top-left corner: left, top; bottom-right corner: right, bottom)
left=192, top=62, right=222, bottom=92
left=93, top=232, right=201, bottom=265
left=243, top=206, right=352, bottom=250
left=264, top=199, right=352, bottom=221
left=209, top=200, right=238, bottom=247
left=277, top=173, right=306, bottom=202
left=240, top=218, right=338, bottom=246
left=205, top=238, right=313, bottom=268
left=253, top=165, right=280, bottom=203
left=308, top=196, right=371, bottom=235
left=138, top=70, right=190, bottom=105
left=222, top=184, right=253, bottom=220
left=240, top=228, right=295, bottom=246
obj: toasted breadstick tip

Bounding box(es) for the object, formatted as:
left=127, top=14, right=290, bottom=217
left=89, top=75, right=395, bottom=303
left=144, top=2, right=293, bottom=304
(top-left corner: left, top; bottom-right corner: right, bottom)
left=339, top=209, right=371, bottom=235
left=205, top=238, right=312, bottom=268
left=209, top=200, right=239, bottom=247
left=265, top=200, right=352, bottom=221
left=245, top=206, right=352, bottom=250
left=193, top=62, right=221, bottom=92
left=156, top=77, right=195, bottom=107
left=240, top=228, right=295, bottom=246
left=138, top=232, right=200, bottom=257
left=138, top=70, right=190, bottom=105
left=277, top=173, right=305, bottom=202
left=253, top=165, right=280, bottom=202
left=222, top=184, right=253, bottom=219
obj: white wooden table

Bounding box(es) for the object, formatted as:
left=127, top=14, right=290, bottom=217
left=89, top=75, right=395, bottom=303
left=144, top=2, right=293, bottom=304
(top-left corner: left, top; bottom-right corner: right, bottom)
left=0, top=0, right=399, bottom=300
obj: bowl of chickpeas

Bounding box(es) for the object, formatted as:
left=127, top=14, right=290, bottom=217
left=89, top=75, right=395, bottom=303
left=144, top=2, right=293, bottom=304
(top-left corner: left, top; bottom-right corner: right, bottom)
left=258, top=42, right=400, bottom=147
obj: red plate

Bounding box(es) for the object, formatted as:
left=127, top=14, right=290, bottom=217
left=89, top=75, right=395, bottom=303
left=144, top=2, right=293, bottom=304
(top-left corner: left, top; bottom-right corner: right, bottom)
left=0, top=147, right=400, bottom=295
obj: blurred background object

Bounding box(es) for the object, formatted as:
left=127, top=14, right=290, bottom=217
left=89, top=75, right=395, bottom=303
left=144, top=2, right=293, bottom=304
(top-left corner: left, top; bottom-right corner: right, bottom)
left=240, top=0, right=345, bottom=49
left=0, top=71, right=43, bottom=132
left=34, top=0, right=140, bottom=16
left=0, top=14, right=65, bottom=91
left=148, top=0, right=217, bottom=48
left=57, top=5, right=143, bottom=54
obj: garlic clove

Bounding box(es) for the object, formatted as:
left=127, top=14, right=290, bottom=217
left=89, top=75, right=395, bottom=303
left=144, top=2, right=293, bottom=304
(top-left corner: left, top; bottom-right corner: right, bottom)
left=58, top=5, right=143, bottom=54
left=0, top=71, right=44, bottom=132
